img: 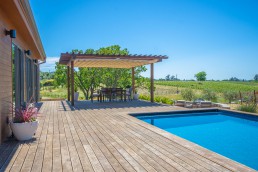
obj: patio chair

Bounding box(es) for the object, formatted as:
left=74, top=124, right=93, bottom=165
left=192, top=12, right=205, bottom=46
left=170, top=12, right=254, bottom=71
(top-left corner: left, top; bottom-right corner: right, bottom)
left=90, top=90, right=100, bottom=103
left=100, top=88, right=112, bottom=102
left=113, top=88, right=124, bottom=101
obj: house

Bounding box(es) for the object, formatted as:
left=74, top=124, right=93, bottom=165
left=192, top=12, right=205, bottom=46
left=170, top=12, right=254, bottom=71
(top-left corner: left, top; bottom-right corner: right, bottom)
left=0, top=0, right=46, bottom=143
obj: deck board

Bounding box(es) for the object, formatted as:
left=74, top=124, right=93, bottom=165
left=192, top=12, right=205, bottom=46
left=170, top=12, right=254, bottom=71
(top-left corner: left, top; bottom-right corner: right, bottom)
left=0, top=100, right=255, bottom=172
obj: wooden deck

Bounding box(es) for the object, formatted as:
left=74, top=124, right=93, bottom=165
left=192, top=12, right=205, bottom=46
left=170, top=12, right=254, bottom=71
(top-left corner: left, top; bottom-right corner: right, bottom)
left=0, top=100, right=255, bottom=172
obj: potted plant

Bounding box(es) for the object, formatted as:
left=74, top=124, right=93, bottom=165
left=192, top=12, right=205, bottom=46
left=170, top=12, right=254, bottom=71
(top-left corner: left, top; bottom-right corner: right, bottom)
left=74, top=85, right=79, bottom=101
left=10, top=101, right=39, bottom=141
left=133, top=89, right=139, bottom=100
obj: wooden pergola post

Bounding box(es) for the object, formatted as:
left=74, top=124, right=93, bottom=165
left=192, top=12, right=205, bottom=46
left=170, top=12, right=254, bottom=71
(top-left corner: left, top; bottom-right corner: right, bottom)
left=150, top=63, right=154, bottom=103
left=67, top=66, right=70, bottom=101
left=132, top=67, right=135, bottom=94
left=71, top=61, right=74, bottom=106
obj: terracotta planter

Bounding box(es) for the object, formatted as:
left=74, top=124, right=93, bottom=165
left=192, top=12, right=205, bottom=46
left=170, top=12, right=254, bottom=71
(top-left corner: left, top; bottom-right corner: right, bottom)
left=10, top=121, right=38, bottom=141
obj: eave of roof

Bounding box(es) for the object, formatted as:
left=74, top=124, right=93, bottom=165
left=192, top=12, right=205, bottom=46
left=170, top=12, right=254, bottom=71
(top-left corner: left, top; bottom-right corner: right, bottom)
left=0, top=0, right=46, bottom=60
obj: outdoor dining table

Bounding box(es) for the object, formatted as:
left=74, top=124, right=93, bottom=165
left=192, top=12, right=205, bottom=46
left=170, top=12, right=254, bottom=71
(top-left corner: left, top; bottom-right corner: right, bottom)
left=99, top=88, right=126, bottom=102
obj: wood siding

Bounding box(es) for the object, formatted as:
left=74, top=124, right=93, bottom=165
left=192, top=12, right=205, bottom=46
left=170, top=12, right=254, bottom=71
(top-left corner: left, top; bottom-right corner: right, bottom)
left=0, top=19, right=12, bottom=143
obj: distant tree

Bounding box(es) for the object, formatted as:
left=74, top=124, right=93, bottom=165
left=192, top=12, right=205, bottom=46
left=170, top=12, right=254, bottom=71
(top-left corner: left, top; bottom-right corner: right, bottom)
left=229, top=77, right=240, bottom=81
left=165, top=74, right=170, bottom=81
left=170, top=75, right=175, bottom=80
left=53, top=62, right=67, bottom=88
left=40, top=71, right=54, bottom=80
left=254, top=74, right=258, bottom=81
left=164, top=74, right=179, bottom=81
left=194, top=71, right=207, bottom=81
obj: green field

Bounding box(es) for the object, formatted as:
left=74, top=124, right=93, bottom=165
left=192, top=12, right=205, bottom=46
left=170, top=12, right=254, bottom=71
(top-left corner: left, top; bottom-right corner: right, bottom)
left=155, top=81, right=258, bottom=93
left=137, top=81, right=258, bottom=104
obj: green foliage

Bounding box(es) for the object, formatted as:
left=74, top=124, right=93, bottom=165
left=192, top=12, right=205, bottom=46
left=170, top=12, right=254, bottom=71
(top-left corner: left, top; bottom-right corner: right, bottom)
left=237, top=104, right=257, bottom=113
left=181, top=89, right=195, bottom=101
left=202, top=89, right=217, bottom=101
left=194, top=71, right=207, bottom=81
left=74, top=85, right=78, bottom=92
left=54, top=62, right=67, bottom=88
left=223, top=91, right=238, bottom=103
left=135, top=77, right=153, bottom=93
left=40, top=72, right=54, bottom=80
left=139, top=94, right=173, bottom=105
left=75, top=67, right=103, bottom=99
left=139, top=94, right=150, bottom=101
left=154, top=96, right=162, bottom=103
left=160, top=97, right=173, bottom=104
left=42, top=79, right=55, bottom=87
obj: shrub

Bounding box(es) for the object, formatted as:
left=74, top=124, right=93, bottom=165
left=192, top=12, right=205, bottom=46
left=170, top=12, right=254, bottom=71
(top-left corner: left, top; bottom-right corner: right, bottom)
left=160, top=97, right=173, bottom=105
left=181, top=89, right=195, bottom=101
left=202, top=89, right=217, bottom=101
left=223, top=91, right=238, bottom=103
left=154, top=96, right=162, bottom=103
left=42, top=79, right=55, bottom=87
left=237, top=104, right=257, bottom=113
left=139, top=94, right=150, bottom=101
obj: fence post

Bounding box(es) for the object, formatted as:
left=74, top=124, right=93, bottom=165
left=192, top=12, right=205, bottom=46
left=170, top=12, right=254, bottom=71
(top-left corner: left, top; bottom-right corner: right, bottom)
left=239, top=91, right=242, bottom=104
left=254, top=90, right=257, bottom=104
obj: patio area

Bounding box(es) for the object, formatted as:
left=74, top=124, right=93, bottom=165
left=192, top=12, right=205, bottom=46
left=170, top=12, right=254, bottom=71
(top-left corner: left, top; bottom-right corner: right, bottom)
left=0, top=100, right=254, bottom=172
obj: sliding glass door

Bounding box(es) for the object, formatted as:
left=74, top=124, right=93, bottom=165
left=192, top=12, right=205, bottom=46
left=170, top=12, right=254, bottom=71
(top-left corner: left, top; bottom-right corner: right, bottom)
left=12, top=44, right=25, bottom=108
left=12, top=44, right=39, bottom=108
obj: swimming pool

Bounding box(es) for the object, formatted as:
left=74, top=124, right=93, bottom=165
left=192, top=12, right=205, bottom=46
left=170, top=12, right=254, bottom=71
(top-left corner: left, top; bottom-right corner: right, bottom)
left=135, top=110, right=258, bottom=170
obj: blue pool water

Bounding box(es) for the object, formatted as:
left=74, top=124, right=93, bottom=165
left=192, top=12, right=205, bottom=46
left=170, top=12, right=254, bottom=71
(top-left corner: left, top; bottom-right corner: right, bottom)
left=136, top=111, right=258, bottom=170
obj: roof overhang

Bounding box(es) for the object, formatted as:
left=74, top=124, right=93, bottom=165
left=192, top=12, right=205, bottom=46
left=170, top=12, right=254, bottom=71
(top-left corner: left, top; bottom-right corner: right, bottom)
left=59, top=53, right=168, bottom=68
left=0, top=0, right=46, bottom=60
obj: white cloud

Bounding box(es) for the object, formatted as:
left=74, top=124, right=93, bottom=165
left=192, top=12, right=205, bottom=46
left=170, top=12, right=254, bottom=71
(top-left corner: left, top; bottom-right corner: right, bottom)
left=40, top=56, right=60, bottom=72
left=45, top=57, right=60, bottom=64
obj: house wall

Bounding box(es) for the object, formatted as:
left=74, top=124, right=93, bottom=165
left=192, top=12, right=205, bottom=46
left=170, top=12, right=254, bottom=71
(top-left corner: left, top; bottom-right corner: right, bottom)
left=0, top=6, right=42, bottom=143
left=0, top=17, right=12, bottom=143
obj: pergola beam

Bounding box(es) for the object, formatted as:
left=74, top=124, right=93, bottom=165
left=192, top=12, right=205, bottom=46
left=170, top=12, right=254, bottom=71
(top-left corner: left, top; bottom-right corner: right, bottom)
left=150, top=63, right=154, bottom=103
left=59, top=53, right=168, bottom=66
left=132, top=67, right=135, bottom=94
left=67, top=66, right=70, bottom=101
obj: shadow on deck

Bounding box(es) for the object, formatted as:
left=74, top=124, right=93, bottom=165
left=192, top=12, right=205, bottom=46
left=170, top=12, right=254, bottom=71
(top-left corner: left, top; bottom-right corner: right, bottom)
left=58, top=100, right=169, bottom=111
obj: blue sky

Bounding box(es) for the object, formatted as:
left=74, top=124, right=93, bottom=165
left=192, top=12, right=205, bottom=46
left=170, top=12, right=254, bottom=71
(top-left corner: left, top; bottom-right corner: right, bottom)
left=30, top=0, right=258, bottom=80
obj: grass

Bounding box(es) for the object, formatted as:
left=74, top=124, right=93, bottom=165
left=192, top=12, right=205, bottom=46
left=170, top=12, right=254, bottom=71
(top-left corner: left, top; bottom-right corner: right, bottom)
left=155, top=81, right=258, bottom=93
left=40, top=86, right=85, bottom=100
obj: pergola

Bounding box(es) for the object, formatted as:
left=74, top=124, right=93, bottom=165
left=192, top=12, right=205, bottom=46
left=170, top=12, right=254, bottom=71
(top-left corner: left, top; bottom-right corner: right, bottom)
left=59, top=53, right=168, bottom=106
